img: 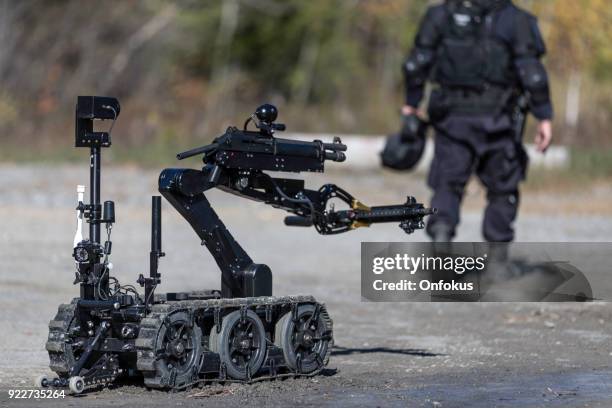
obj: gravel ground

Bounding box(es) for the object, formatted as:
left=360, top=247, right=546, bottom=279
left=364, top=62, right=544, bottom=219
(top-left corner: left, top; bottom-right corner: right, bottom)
left=0, top=164, right=611, bottom=407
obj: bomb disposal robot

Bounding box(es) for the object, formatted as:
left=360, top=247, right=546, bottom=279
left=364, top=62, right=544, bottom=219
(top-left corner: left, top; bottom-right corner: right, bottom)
left=39, top=96, right=434, bottom=394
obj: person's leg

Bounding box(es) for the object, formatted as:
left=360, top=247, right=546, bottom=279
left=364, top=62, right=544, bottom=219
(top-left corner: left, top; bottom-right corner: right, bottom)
left=426, top=128, right=475, bottom=241
left=477, top=135, right=525, bottom=242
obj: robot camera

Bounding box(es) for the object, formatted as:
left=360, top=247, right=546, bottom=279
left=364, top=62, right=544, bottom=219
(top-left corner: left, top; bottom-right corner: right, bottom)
left=255, top=104, right=278, bottom=124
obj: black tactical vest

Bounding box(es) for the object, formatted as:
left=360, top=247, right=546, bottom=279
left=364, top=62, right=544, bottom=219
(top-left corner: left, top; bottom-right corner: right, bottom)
left=434, top=0, right=515, bottom=90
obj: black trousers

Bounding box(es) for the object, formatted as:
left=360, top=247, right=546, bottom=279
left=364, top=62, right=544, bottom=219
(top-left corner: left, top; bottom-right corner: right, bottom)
left=426, top=114, right=527, bottom=242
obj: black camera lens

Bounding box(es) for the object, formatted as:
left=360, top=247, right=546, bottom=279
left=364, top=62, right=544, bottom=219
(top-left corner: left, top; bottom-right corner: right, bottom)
left=255, top=104, right=278, bottom=123
left=74, top=246, right=90, bottom=263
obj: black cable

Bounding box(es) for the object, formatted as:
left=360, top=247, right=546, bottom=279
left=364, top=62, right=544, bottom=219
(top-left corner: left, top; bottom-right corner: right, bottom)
left=243, top=115, right=254, bottom=131
left=270, top=178, right=317, bottom=221
left=96, top=224, right=113, bottom=300
left=144, top=283, right=157, bottom=309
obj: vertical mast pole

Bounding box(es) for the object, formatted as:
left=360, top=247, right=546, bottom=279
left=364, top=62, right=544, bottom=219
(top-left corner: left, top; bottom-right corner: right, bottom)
left=90, top=146, right=101, bottom=243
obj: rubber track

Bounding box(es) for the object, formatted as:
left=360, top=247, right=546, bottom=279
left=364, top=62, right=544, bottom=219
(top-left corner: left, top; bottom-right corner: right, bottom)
left=45, top=302, right=78, bottom=376
left=45, top=300, right=119, bottom=390
left=135, top=295, right=333, bottom=390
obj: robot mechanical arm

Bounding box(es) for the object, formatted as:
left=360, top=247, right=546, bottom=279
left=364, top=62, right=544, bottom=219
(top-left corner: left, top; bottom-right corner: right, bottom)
left=283, top=183, right=434, bottom=235
left=159, top=105, right=435, bottom=297
left=234, top=174, right=434, bottom=236
left=162, top=164, right=433, bottom=236
left=166, top=104, right=434, bottom=236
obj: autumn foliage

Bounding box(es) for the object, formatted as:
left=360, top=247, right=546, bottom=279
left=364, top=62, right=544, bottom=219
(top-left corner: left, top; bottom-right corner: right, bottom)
left=0, top=0, right=610, bottom=157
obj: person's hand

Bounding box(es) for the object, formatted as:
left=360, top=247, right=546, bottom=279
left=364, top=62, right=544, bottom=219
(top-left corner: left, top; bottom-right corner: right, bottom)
left=535, top=120, right=553, bottom=153
left=401, top=105, right=422, bottom=117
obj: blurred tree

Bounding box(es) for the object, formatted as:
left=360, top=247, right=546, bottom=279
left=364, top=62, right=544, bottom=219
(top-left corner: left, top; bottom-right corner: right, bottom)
left=1, top=0, right=611, bottom=152
left=535, top=0, right=612, bottom=80
left=177, top=0, right=426, bottom=103
left=175, top=0, right=427, bottom=130
left=528, top=0, right=612, bottom=142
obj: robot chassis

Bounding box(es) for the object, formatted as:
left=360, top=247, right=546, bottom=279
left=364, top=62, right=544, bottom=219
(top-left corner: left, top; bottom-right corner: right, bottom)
left=39, top=96, right=434, bottom=394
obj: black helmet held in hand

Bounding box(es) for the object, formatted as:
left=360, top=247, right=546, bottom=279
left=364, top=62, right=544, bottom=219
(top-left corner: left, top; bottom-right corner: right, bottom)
left=381, top=114, right=427, bottom=171
left=400, top=113, right=427, bottom=142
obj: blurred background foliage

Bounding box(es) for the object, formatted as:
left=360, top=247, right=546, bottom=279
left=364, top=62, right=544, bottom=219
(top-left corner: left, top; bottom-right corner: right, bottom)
left=0, top=0, right=611, bottom=171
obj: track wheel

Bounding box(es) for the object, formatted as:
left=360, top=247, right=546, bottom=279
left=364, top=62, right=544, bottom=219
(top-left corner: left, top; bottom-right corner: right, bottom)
left=210, top=310, right=266, bottom=380
left=34, top=375, right=48, bottom=388
left=148, top=311, right=203, bottom=389
left=275, top=303, right=332, bottom=373
left=68, top=376, right=85, bottom=394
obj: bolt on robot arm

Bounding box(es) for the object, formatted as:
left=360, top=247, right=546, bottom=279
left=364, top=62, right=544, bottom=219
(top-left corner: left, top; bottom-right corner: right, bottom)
left=159, top=104, right=435, bottom=298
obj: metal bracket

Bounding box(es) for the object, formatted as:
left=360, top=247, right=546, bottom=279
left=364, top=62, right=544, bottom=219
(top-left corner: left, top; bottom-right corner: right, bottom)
left=239, top=306, right=247, bottom=324
left=191, top=365, right=199, bottom=382
left=187, top=310, right=195, bottom=328
left=291, top=303, right=299, bottom=323
left=219, top=362, right=227, bottom=380
left=268, top=358, right=277, bottom=377
left=310, top=304, right=321, bottom=328
left=69, top=321, right=110, bottom=377
left=246, top=362, right=252, bottom=381
left=315, top=353, right=324, bottom=369
left=295, top=352, right=303, bottom=374
left=214, top=308, right=221, bottom=333
left=168, top=369, right=177, bottom=387
left=265, top=305, right=272, bottom=323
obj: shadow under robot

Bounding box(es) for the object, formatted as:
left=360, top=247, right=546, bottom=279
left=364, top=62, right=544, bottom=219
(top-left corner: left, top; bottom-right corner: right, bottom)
left=41, top=96, right=434, bottom=393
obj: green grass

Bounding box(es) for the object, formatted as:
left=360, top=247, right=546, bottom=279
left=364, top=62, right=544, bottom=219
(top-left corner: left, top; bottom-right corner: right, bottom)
left=1, top=128, right=208, bottom=168
left=3, top=142, right=83, bottom=163
left=568, top=147, right=612, bottom=179
left=4, top=139, right=612, bottom=190
left=524, top=147, right=612, bottom=190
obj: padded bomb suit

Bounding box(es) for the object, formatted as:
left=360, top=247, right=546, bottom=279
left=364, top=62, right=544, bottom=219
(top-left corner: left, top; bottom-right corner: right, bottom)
left=403, top=0, right=553, bottom=242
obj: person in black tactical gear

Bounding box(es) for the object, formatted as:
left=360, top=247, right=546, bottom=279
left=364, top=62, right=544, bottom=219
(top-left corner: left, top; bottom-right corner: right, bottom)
left=402, top=0, right=553, bottom=242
